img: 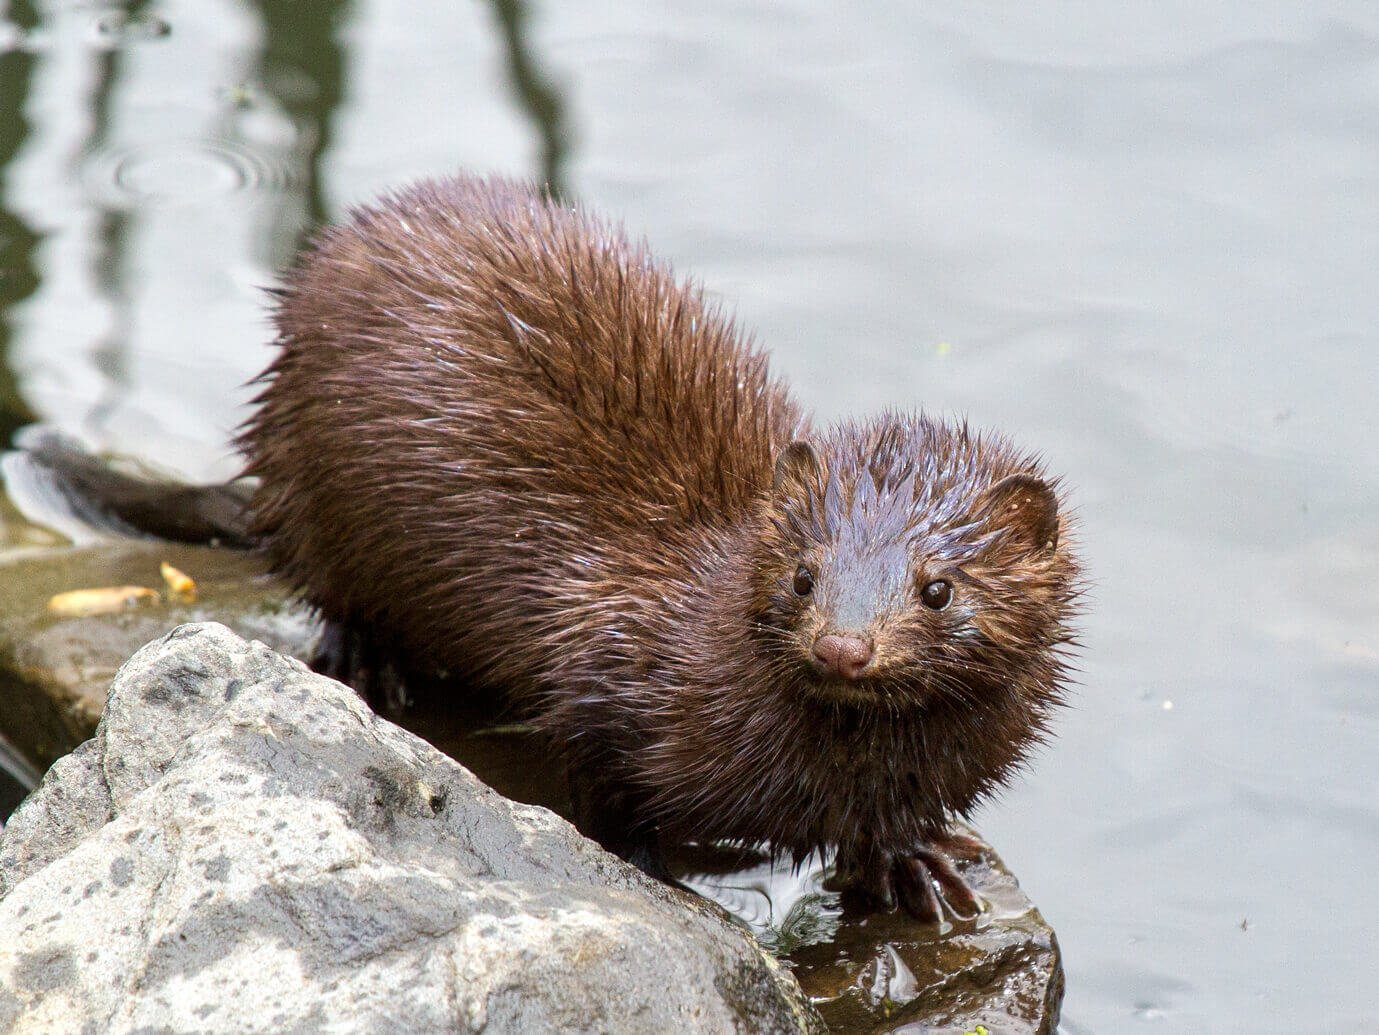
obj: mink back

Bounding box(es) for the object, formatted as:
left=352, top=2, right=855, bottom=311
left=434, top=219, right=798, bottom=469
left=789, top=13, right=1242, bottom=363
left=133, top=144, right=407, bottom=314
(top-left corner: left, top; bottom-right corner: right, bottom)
left=240, top=174, right=1082, bottom=867
left=241, top=175, right=803, bottom=695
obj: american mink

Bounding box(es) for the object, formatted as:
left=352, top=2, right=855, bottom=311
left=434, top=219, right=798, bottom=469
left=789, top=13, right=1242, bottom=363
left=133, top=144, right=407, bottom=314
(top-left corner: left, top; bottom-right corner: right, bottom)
left=234, top=174, right=1081, bottom=919
left=27, top=175, right=1081, bottom=919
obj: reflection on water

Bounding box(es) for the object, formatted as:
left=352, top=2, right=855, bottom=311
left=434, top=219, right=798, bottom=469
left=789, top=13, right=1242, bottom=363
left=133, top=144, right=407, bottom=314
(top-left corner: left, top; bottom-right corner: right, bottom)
left=485, top=0, right=572, bottom=198
left=81, top=139, right=299, bottom=208
left=252, top=0, right=348, bottom=228
left=74, top=0, right=321, bottom=437
left=88, top=7, right=170, bottom=47
left=0, top=0, right=576, bottom=481
left=674, top=845, right=842, bottom=955
left=0, top=0, right=39, bottom=442
left=83, top=11, right=136, bottom=441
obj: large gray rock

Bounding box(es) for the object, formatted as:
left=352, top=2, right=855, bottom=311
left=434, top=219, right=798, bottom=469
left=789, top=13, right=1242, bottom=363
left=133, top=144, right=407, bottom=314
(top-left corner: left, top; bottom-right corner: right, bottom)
left=0, top=623, right=821, bottom=1034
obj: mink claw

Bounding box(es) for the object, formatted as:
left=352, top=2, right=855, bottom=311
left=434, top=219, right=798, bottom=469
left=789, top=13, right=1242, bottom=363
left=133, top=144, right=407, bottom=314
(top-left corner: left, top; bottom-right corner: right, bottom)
left=892, top=841, right=985, bottom=923
left=834, top=837, right=985, bottom=922
left=912, top=843, right=984, bottom=919
left=896, top=853, right=943, bottom=922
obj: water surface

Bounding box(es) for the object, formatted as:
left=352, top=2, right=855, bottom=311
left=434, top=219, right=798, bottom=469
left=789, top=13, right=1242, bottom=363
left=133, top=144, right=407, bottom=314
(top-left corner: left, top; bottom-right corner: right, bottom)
left=0, top=3, right=1375, bottom=1031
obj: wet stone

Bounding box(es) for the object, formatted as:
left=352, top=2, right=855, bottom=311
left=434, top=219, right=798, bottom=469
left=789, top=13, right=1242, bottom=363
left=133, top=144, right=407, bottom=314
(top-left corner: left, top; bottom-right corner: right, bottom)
left=0, top=540, right=317, bottom=772
left=664, top=836, right=1061, bottom=1035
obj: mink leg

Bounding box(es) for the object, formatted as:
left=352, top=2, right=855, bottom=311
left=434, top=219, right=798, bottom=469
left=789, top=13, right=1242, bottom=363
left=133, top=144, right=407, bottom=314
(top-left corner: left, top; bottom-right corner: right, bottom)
left=568, top=768, right=672, bottom=882
left=892, top=834, right=984, bottom=922
left=312, top=616, right=411, bottom=712
left=837, top=831, right=984, bottom=922
left=828, top=841, right=897, bottom=910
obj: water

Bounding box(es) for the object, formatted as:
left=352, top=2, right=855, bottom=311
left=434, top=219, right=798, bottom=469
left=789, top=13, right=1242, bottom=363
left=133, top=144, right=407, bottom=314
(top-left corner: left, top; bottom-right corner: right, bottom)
left=0, top=728, right=36, bottom=818
left=1, top=3, right=1375, bottom=1031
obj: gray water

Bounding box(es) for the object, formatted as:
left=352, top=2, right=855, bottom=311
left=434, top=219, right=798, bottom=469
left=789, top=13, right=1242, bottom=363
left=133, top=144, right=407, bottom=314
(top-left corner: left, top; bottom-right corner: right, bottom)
left=1, top=3, right=1375, bottom=1031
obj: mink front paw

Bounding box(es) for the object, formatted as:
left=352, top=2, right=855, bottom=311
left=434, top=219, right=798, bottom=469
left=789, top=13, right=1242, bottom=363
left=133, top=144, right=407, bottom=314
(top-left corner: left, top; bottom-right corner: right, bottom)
left=832, top=833, right=985, bottom=923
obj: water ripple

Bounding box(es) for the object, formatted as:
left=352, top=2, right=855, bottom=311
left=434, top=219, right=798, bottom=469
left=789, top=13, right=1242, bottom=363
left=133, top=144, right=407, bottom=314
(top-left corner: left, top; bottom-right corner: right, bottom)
left=80, top=139, right=296, bottom=209
left=88, top=9, right=172, bottom=48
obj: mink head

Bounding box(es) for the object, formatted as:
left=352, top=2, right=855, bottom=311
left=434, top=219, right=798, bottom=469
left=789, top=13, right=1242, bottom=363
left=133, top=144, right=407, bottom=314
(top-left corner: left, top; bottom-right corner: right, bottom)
left=753, top=414, right=1076, bottom=710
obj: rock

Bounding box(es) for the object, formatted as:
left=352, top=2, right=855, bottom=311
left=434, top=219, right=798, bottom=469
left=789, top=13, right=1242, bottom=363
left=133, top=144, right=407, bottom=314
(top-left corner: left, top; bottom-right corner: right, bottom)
left=786, top=848, right=1062, bottom=1034
left=427, top=729, right=1065, bottom=1034
left=0, top=541, right=316, bottom=770
left=676, top=835, right=1063, bottom=1034
left=0, top=623, right=822, bottom=1034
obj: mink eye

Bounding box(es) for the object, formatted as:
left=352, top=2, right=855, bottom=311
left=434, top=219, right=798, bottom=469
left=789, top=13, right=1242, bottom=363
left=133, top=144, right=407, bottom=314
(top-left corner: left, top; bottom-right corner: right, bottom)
left=920, top=579, right=953, bottom=610
left=792, top=566, right=815, bottom=597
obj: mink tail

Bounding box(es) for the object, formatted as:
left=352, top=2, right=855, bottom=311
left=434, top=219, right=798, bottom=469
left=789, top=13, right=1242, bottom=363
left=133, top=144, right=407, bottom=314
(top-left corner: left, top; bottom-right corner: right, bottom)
left=0, top=426, right=254, bottom=548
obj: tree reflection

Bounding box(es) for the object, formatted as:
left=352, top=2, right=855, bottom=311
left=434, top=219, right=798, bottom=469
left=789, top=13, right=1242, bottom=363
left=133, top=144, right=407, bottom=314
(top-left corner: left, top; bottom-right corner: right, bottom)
left=0, top=0, right=41, bottom=444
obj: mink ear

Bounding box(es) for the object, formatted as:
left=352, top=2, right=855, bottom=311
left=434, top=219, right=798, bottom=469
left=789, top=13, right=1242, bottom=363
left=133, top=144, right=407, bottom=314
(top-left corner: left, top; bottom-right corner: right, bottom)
left=974, top=474, right=1060, bottom=553
left=773, top=440, right=820, bottom=492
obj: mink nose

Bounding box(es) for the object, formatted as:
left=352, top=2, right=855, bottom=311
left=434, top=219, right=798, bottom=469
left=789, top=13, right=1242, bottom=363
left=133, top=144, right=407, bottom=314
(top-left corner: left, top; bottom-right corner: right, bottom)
left=812, top=633, right=874, bottom=680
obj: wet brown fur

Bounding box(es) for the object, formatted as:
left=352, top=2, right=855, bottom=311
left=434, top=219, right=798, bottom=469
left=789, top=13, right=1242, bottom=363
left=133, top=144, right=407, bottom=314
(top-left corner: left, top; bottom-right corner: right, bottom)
left=241, top=174, right=1081, bottom=874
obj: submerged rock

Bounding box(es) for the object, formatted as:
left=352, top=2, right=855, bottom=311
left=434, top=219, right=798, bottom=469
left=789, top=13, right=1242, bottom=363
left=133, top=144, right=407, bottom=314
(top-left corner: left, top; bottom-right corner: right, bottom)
left=0, top=623, right=822, bottom=1034
left=0, top=541, right=316, bottom=771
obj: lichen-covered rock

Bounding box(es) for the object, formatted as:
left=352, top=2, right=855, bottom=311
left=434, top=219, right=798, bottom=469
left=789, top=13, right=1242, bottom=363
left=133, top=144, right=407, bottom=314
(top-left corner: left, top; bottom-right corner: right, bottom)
left=0, top=623, right=822, bottom=1034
